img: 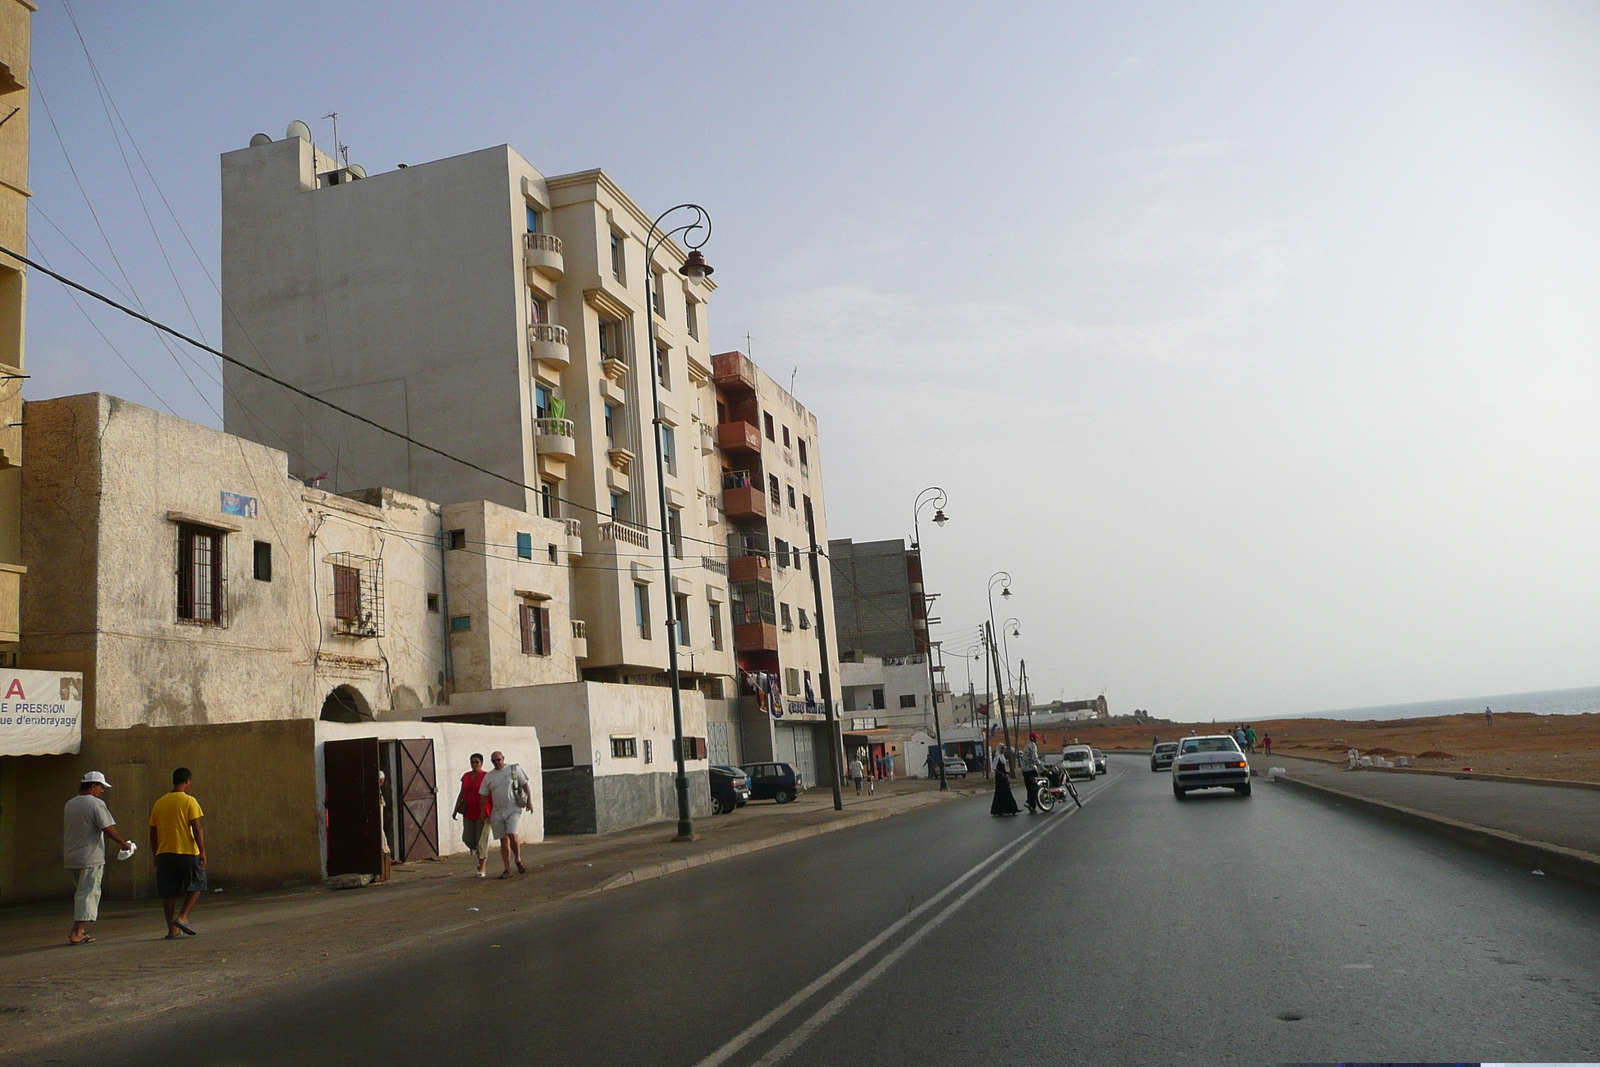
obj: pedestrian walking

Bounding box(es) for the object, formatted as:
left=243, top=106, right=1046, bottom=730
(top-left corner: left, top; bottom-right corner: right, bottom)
left=1234, top=726, right=1247, bottom=750
left=990, top=747, right=1020, bottom=816
left=453, top=752, right=492, bottom=878
left=849, top=756, right=865, bottom=795
left=1244, top=726, right=1257, bottom=753
left=148, top=767, right=206, bottom=940
left=1019, top=733, right=1044, bottom=813
left=1263, top=733, right=1273, bottom=756
left=1485, top=706, right=1493, bottom=726
left=479, top=752, right=532, bottom=879
left=63, top=771, right=135, bottom=946
left=883, top=750, right=895, bottom=781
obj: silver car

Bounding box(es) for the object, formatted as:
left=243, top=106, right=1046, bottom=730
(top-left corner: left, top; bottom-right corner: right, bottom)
left=1092, top=749, right=1107, bottom=775
left=1171, top=735, right=1251, bottom=798
left=1060, top=745, right=1096, bottom=781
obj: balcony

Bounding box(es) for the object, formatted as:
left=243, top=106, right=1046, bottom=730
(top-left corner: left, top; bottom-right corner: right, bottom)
left=733, top=621, right=778, bottom=652
left=722, top=486, right=767, bottom=523
left=698, top=421, right=716, bottom=455
left=728, top=554, right=770, bottom=583
left=571, top=619, right=588, bottom=660
left=716, top=420, right=762, bottom=456
left=534, top=417, right=577, bottom=459
left=712, top=351, right=757, bottom=394
left=524, top=231, right=565, bottom=280
left=528, top=323, right=570, bottom=370
left=600, top=520, right=649, bottom=549
left=563, top=517, right=584, bottom=559
left=702, top=555, right=728, bottom=577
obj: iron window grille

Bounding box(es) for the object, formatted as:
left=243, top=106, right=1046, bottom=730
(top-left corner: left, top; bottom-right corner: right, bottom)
left=611, top=736, right=638, bottom=759
left=175, top=522, right=228, bottom=627
left=329, top=552, right=385, bottom=637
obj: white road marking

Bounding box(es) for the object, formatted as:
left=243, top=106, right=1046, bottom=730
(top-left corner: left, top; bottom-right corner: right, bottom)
left=697, top=771, right=1121, bottom=1067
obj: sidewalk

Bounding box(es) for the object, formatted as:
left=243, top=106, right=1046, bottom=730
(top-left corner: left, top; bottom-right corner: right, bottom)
left=1260, top=754, right=1600, bottom=886
left=0, top=777, right=978, bottom=1061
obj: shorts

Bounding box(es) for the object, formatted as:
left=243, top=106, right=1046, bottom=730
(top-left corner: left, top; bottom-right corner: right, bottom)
left=489, top=809, right=522, bottom=839
left=155, top=853, right=208, bottom=898
left=462, top=817, right=491, bottom=859
left=71, top=865, right=104, bottom=922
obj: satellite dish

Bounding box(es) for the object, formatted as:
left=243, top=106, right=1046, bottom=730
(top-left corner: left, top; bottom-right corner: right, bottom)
left=285, top=120, right=312, bottom=142
left=249, top=133, right=271, bottom=147
left=347, top=164, right=366, bottom=179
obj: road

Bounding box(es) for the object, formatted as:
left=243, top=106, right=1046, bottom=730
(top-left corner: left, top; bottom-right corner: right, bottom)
left=25, top=757, right=1600, bottom=1066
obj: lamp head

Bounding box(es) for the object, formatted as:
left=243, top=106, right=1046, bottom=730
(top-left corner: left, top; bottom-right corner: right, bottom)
left=1001, top=586, right=1012, bottom=598
left=1011, top=626, right=1020, bottom=638
left=678, top=250, right=714, bottom=280
left=932, top=509, right=948, bottom=527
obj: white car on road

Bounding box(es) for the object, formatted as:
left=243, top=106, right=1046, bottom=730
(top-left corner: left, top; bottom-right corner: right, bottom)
left=1171, top=735, right=1251, bottom=798
left=1060, top=744, right=1096, bottom=781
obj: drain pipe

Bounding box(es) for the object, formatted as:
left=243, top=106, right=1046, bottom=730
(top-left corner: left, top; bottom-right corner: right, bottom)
left=438, top=509, right=454, bottom=699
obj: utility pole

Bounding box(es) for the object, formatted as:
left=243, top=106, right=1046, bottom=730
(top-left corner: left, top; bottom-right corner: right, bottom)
left=970, top=678, right=985, bottom=779
left=803, top=496, right=843, bottom=811
left=1020, top=659, right=1033, bottom=738
left=988, top=622, right=1013, bottom=756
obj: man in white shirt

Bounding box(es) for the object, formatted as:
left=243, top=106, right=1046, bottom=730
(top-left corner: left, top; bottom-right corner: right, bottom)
left=478, top=751, right=532, bottom=878
left=62, top=771, right=135, bottom=945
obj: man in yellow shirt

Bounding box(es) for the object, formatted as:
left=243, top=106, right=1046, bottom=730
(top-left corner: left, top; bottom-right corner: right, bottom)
left=148, top=767, right=206, bottom=940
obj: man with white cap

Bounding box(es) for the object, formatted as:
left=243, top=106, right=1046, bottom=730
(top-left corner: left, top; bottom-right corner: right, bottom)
left=63, top=771, right=135, bottom=945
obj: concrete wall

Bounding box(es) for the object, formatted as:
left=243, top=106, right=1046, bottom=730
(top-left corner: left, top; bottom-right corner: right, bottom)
left=0, top=719, right=322, bottom=904
left=828, top=538, right=918, bottom=659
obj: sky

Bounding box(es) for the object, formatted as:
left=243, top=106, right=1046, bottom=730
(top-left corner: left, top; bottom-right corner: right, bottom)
left=23, top=1, right=1600, bottom=719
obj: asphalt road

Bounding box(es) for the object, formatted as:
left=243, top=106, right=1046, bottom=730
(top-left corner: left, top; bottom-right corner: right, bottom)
left=28, top=757, right=1600, bottom=1066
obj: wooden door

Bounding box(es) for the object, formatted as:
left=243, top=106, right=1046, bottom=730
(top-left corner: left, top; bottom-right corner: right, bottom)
left=396, top=738, right=438, bottom=861
left=324, top=737, right=382, bottom=876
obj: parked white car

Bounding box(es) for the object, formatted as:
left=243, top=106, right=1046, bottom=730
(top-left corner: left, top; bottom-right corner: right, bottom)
left=1171, top=735, right=1251, bottom=798
left=1060, top=744, right=1096, bottom=781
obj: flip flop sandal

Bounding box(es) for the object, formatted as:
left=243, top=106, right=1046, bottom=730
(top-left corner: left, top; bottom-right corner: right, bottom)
left=67, top=936, right=95, bottom=945
left=498, top=871, right=513, bottom=880
left=515, top=861, right=526, bottom=874
left=176, top=921, right=198, bottom=936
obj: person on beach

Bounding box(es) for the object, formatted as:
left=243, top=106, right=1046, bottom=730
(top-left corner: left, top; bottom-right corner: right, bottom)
left=1485, top=706, right=1493, bottom=726
left=453, top=753, right=492, bottom=878
left=63, top=771, right=136, bottom=945
left=849, top=756, right=865, bottom=795
left=990, top=747, right=1020, bottom=816
left=149, top=767, right=206, bottom=940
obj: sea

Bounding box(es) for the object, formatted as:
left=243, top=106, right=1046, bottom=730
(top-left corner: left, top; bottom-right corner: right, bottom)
left=1260, top=685, right=1600, bottom=722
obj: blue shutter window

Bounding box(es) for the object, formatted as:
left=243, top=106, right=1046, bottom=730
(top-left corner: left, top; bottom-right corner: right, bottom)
left=535, top=385, right=552, bottom=419
left=526, top=205, right=540, bottom=233
left=517, top=532, right=533, bottom=560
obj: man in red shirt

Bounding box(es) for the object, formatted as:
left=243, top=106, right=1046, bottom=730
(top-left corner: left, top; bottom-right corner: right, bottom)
left=452, top=753, right=492, bottom=878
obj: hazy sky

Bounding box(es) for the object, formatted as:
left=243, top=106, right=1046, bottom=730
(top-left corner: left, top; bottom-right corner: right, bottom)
left=24, top=1, right=1600, bottom=718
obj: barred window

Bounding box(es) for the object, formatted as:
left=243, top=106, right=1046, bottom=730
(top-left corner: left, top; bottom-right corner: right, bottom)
left=176, top=523, right=226, bottom=626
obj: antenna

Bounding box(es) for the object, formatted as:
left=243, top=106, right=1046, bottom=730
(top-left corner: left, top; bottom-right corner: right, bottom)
left=324, top=112, right=349, bottom=168
left=790, top=366, right=798, bottom=395
left=745, top=331, right=753, bottom=358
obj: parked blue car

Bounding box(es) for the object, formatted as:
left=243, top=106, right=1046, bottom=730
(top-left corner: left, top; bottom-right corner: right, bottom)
left=742, top=761, right=803, bottom=804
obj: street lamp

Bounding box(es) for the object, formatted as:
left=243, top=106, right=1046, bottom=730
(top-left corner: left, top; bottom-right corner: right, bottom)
left=643, top=203, right=712, bottom=842
left=986, top=572, right=1013, bottom=755
left=913, top=486, right=950, bottom=789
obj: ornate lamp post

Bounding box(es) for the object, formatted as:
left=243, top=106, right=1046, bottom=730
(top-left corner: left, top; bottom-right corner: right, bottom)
left=912, top=486, right=950, bottom=788
left=643, top=203, right=712, bottom=841
left=986, top=571, right=1013, bottom=756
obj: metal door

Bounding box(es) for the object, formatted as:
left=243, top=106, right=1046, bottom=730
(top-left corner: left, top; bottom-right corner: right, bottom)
left=324, top=737, right=382, bottom=877
left=707, top=721, right=732, bottom=766
left=791, top=724, right=817, bottom=789
left=396, top=738, right=438, bottom=861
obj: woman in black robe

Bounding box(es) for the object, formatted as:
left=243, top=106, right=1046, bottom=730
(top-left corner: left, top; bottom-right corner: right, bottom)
left=990, top=748, right=1021, bottom=816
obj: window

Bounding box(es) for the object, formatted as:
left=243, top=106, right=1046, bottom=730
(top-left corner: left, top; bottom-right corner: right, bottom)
left=792, top=546, right=803, bottom=570
left=526, top=204, right=541, bottom=233
left=604, top=405, right=616, bottom=444
left=520, top=601, right=552, bottom=656
left=782, top=426, right=791, bottom=448
left=611, top=736, right=638, bottom=759
left=539, top=481, right=557, bottom=519
left=529, top=293, right=548, bottom=326
left=253, top=541, right=272, bottom=582
left=685, top=297, right=699, bottom=340
left=611, top=492, right=623, bottom=520
left=802, top=494, right=813, bottom=521
left=450, top=615, right=472, bottom=632
left=787, top=484, right=796, bottom=510
left=547, top=543, right=558, bottom=563
left=656, top=343, right=671, bottom=389
left=763, top=412, right=775, bottom=440
left=667, top=506, right=683, bottom=559
left=598, top=317, right=625, bottom=364
left=634, top=583, right=651, bottom=639
left=799, top=440, right=808, bottom=467
left=674, top=592, right=690, bottom=647
left=517, top=532, right=533, bottom=560
left=774, top=537, right=789, bottom=568
left=768, top=475, right=782, bottom=510
left=541, top=744, right=575, bottom=769
left=652, top=269, right=665, bottom=315
left=333, top=564, right=361, bottom=621
left=804, top=671, right=813, bottom=699
left=448, top=529, right=466, bottom=550
left=709, top=602, right=724, bottom=650
left=176, top=523, right=225, bottom=625
left=899, top=694, right=918, bottom=708
left=643, top=739, right=654, bottom=764
left=798, top=608, right=810, bottom=630
left=610, top=231, right=625, bottom=281
left=780, top=602, right=793, bottom=631
left=872, top=688, right=885, bottom=710
left=427, top=593, right=440, bottom=613
left=661, top=425, right=677, bottom=475
left=535, top=384, right=553, bottom=420
left=785, top=668, right=800, bottom=695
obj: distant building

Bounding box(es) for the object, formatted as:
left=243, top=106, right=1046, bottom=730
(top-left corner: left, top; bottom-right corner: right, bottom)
left=827, top=538, right=924, bottom=658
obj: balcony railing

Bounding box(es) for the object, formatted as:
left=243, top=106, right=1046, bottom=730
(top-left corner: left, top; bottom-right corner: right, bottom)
left=528, top=323, right=570, bottom=368
left=702, top=555, right=729, bottom=576
left=571, top=619, right=587, bottom=640
left=712, top=351, right=757, bottom=393
left=534, top=417, right=575, bottom=438
left=600, top=520, right=649, bottom=548
left=716, top=420, right=762, bottom=455
left=524, top=231, right=565, bottom=279
left=563, top=518, right=583, bottom=539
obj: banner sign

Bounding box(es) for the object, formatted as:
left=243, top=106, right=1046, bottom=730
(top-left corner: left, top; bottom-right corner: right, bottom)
left=220, top=491, right=258, bottom=518
left=0, top=671, right=86, bottom=756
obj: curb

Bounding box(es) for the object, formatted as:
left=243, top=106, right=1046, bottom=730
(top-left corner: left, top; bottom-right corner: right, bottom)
left=1270, top=773, right=1600, bottom=890
left=586, top=789, right=976, bottom=894
left=1362, top=765, right=1600, bottom=792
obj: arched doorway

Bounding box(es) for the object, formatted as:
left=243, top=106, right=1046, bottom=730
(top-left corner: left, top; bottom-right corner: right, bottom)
left=320, top=685, right=373, bottom=723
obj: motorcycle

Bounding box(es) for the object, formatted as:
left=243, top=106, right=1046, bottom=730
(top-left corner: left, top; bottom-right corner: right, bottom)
left=1033, top=764, right=1081, bottom=812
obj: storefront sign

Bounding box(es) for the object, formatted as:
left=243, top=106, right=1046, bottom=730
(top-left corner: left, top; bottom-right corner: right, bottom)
left=0, top=670, right=86, bottom=756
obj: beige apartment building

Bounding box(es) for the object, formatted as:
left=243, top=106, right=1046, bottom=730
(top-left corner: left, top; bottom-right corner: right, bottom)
left=0, top=0, right=31, bottom=651
left=219, top=128, right=841, bottom=787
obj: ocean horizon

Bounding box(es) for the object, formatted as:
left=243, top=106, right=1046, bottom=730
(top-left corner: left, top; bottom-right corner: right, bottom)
left=1254, top=684, right=1600, bottom=723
